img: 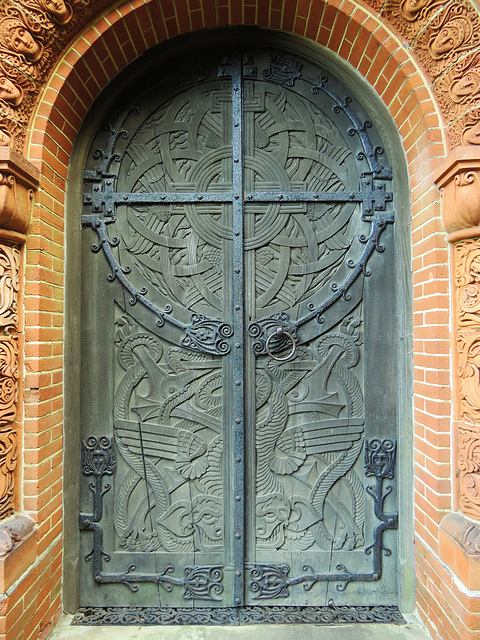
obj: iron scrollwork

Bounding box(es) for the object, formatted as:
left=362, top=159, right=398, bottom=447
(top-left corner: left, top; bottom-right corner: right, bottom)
left=72, top=604, right=406, bottom=625
left=79, top=436, right=224, bottom=601
left=181, top=314, right=234, bottom=355
left=248, top=312, right=298, bottom=357
left=249, top=439, right=398, bottom=597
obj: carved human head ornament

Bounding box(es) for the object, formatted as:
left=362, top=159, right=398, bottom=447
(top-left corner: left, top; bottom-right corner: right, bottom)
left=0, top=16, right=43, bottom=62
left=462, top=116, right=480, bottom=145
left=37, top=0, right=72, bottom=24
left=0, top=129, right=11, bottom=147
left=400, top=0, right=430, bottom=21
left=451, top=68, right=480, bottom=104
left=429, top=18, right=473, bottom=59
left=0, top=75, right=22, bottom=108
left=17, top=0, right=73, bottom=28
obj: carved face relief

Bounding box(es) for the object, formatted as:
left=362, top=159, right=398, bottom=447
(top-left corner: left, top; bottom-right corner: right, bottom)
left=39, top=0, right=72, bottom=24
left=0, top=129, right=12, bottom=147
left=0, top=16, right=43, bottom=61
left=430, top=23, right=464, bottom=58
left=13, top=27, right=40, bottom=58
left=400, top=0, right=430, bottom=21
left=451, top=69, right=480, bottom=104
left=0, top=77, right=22, bottom=107
left=463, top=120, right=480, bottom=145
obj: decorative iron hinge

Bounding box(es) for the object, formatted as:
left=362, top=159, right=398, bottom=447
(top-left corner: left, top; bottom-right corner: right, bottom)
left=248, top=439, right=398, bottom=597
left=79, top=436, right=224, bottom=600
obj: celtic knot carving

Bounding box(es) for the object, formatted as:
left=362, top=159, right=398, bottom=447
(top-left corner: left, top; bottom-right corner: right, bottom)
left=181, top=314, right=233, bottom=355
left=250, top=564, right=290, bottom=599
left=262, top=51, right=302, bottom=86
left=248, top=439, right=397, bottom=597
left=183, top=566, right=223, bottom=600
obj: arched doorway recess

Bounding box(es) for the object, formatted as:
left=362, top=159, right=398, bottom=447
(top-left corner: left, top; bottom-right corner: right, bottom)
left=66, top=29, right=412, bottom=624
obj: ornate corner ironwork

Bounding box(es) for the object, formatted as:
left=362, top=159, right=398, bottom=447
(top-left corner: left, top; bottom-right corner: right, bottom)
left=248, top=438, right=398, bottom=597
left=79, top=436, right=224, bottom=600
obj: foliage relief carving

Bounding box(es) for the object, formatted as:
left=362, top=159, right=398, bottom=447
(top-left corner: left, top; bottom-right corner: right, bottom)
left=455, top=239, right=480, bottom=519
left=455, top=239, right=480, bottom=327
left=0, top=245, right=19, bottom=522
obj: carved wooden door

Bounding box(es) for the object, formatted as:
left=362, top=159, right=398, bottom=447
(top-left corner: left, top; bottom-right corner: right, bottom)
left=79, top=46, right=400, bottom=623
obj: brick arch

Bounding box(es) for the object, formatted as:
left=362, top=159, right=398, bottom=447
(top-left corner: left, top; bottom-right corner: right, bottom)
left=28, top=0, right=445, bottom=165
left=27, top=0, right=446, bottom=220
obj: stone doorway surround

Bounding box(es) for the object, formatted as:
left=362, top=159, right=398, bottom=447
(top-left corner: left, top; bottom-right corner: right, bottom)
left=0, top=1, right=479, bottom=640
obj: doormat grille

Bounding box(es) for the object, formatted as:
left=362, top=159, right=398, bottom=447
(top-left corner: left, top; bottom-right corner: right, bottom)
left=72, top=605, right=406, bottom=626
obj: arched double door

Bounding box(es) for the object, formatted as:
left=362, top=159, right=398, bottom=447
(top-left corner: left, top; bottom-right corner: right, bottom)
left=78, top=41, right=401, bottom=623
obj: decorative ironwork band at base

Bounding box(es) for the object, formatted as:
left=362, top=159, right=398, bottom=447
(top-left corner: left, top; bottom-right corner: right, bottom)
left=72, top=605, right=406, bottom=626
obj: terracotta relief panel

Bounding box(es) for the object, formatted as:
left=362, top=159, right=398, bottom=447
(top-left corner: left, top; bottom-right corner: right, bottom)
left=455, top=239, right=480, bottom=327
left=436, top=51, right=480, bottom=120
left=0, top=244, right=19, bottom=521
left=0, top=422, right=17, bottom=520
left=0, top=244, right=19, bottom=332
left=0, top=330, right=18, bottom=521
left=458, top=423, right=480, bottom=519
left=456, top=329, right=480, bottom=518
left=415, top=2, right=480, bottom=78
left=381, top=0, right=450, bottom=42
left=455, top=238, right=480, bottom=520
left=0, top=0, right=111, bottom=150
